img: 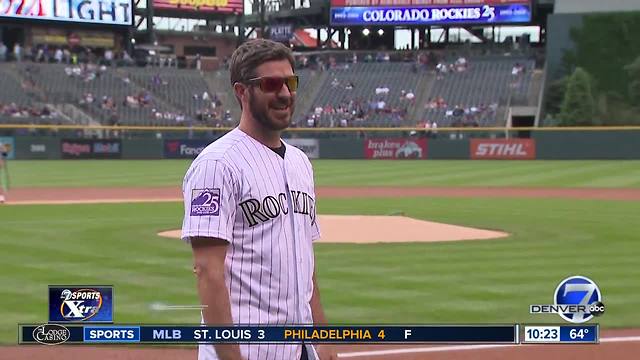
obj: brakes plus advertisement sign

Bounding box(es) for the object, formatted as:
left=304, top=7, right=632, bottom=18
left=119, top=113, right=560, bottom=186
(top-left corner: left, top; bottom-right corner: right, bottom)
left=471, top=139, right=536, bottom=160
left=365, top=139, right=427, bottom=159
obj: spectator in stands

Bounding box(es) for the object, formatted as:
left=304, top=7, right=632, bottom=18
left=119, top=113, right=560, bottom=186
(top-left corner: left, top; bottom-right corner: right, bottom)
left=489, top=102, right=498, bottom=116
left=375, top=86, right=390, bottom=96
left=406, top=90, right=415, bottom=104
left=331, top=77, right=340, bottom=88
left=0, top=42, right=7, bottom=62
left=54, top=48, right=63, bottom=63
left=81, top=92, right=95, bottom=105
left=453, top=105, right=464, bottom=118
left=13, top=43, right=22, bottom=62
left=139, top=91, right=152, bottom=106
left=512, top=63, right=525, bottom=77
left=152, top=73, right=166, bottom=86
left=436, top=62, right=447, bottom=80
left=105, top=49, right=114, bottom=66
left=195, top=54, right=202, bottom=71
left=306, top=114, right=316, bottom=128
left=455, top=57, right=468, bottom=72
left=35, top=46, right=44, bottom=62
left=345, top=82, right=354, bottom=90
left=43, top=45, right=51, bottom=63
left=122, top=51, right=134, bottom=66
left=223, top=110, right=232, bottom=123
left=352, top=53, right=357, bottom=64
left=63, top=48, right=71, bottom=63
left=125, top=95, right=139, bottom=108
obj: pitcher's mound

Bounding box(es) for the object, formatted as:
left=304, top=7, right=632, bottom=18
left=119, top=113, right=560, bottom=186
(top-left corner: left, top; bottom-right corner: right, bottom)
left=158, top=215, right=508, bottom=244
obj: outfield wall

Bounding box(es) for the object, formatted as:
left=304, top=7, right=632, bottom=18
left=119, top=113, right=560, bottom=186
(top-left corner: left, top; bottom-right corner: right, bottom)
left=7, top=130, right=640, bottom=160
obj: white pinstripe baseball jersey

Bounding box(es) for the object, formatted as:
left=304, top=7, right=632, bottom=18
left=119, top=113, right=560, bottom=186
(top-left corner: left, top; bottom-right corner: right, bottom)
left=181, top=127, right=321, bottom=360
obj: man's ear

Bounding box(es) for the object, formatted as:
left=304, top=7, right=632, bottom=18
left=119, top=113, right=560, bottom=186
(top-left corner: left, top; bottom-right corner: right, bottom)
left=233, top=82, right=246, bottom=109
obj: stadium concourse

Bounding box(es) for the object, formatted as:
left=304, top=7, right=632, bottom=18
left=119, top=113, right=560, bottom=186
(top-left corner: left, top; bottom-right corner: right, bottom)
left=0, top=49, right=539, bottom=130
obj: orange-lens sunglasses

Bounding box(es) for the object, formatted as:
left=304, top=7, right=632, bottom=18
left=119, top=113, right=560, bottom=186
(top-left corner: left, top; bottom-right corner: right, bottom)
left=246, top=75, right=299, bottom=93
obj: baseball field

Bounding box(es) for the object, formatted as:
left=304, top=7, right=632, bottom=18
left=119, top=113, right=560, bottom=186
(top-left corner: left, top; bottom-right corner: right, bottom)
left=2, top=159, right=640, bottom=359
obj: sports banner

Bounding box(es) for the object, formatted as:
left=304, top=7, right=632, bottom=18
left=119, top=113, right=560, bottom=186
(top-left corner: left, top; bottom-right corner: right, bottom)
left=0, top=0, right=133, bottom=26
left=365, top=138, right=427, bottom=159
left=61, top=139, right=121, bottom=159
left=330, top=0, right=531, bottom=26
left=152, top=0, right=243, bottom=14
left=330, top=0, right=529, bottom=6
left=470, top=139, right=535, bottom=160
left=164, top=139, right=210, bottom=159
left=285, top=138, right=319, bottom=159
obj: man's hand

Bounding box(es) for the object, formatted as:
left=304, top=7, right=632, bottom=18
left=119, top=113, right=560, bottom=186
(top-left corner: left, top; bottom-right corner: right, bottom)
left=315, top=344, right=337, bottom=360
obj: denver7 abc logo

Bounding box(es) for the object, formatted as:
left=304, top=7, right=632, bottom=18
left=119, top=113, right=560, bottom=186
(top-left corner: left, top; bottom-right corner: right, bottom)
left=59, top=288, right=103, bottom=321
left=530, top=276, right=605, bottom=324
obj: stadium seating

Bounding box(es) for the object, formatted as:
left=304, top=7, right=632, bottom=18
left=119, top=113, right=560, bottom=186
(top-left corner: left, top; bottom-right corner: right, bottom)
left=0, top=53, right=538, bottom=128
left=0, top=64, right=65, bottom=124
left=303, top=62, right=423, bottom=127
left=420, top=57, right=535, bottom=127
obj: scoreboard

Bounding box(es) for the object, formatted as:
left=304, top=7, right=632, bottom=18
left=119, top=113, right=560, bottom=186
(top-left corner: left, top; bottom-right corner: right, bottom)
left=20, top=324, right=599, bottom=345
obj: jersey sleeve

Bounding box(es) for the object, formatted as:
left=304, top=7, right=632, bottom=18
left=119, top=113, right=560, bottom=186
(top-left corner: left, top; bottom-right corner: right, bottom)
left=307, top=158, right=321, bottom=242
left=181, top=159, right=238, bottom=243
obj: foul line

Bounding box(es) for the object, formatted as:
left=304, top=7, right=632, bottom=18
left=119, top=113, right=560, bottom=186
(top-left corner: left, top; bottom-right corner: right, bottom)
left=5, top=198, right=182, bottom=205
left=337, top=336, right=640, bottom=358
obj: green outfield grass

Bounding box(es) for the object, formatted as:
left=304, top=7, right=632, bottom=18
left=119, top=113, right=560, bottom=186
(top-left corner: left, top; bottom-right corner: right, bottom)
left=6, top=160, right=640, bottom=188
left=1, top=198, right=638, bottom=344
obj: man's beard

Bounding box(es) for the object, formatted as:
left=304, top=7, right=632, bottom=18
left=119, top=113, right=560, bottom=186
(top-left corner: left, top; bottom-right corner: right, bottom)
left=249, top=90, right=294, bottom=131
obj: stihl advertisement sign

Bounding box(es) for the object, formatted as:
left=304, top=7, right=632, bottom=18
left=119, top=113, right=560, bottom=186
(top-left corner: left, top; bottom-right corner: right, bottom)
left=470, top=139, right=536, bottom=160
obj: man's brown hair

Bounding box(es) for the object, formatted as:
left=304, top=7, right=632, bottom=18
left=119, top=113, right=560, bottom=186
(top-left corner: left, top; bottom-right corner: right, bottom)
left=229, top=39, right=295, bottom=86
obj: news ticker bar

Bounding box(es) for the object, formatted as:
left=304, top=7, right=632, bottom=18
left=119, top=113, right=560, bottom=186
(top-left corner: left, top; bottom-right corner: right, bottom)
left=19, top=325, right=599, bottom=344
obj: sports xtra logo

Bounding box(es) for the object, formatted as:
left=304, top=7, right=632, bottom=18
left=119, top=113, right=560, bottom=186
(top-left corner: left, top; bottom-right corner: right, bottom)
left=49, top=286, right=113, bottom=323
left=530, top=276, right=605, bottom=324
left=60, top=289, right=102, bottom=321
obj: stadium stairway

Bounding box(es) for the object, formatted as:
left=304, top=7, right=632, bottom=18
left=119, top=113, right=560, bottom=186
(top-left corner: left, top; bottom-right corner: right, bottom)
left=119, top=68, right=195, bottom=123
left=294, top=69, right=329, bottom=124
left=408, top=72, right=436, bottom=125
left=1, top=64, right=45, bottom=104
left=203, top=70, right=241, bottom=123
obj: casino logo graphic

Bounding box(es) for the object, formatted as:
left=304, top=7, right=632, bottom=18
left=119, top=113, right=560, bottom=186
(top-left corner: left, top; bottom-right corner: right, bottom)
left=554, top=276, right=605, bottom=323
left=49, top=286, right=113, bottom=323
left=32, top=324, right=70, bottom=345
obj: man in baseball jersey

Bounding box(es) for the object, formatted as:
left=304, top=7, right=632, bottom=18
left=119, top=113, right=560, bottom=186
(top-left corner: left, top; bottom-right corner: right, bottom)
left=0, top=142, right=9, bottom=203
left=181, top=39, right=334, bottom=360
